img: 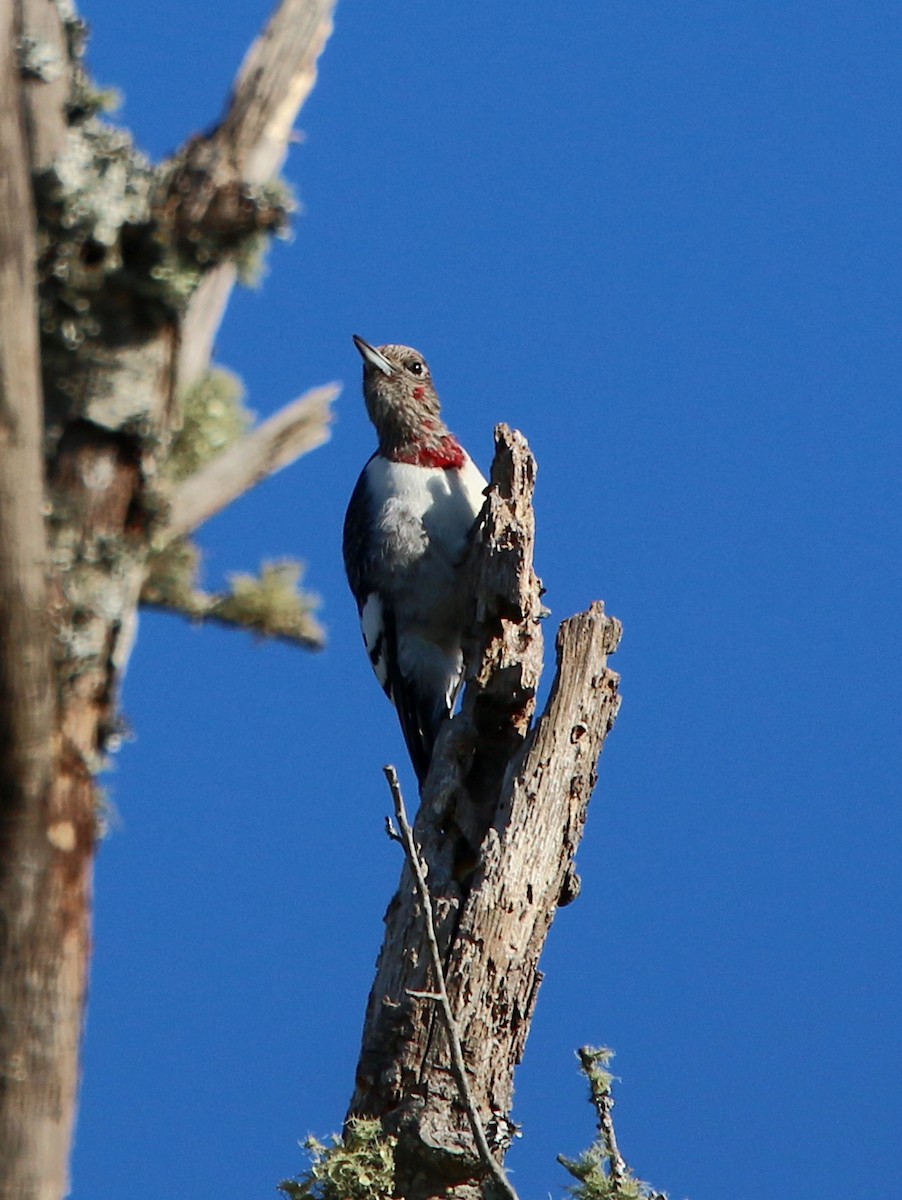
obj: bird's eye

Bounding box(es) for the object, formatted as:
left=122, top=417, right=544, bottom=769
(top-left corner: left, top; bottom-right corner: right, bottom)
left=408, top=360, right=424, bottom=377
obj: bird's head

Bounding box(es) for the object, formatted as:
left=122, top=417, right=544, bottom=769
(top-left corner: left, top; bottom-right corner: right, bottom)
left=353, top=335, right=448, bottom=456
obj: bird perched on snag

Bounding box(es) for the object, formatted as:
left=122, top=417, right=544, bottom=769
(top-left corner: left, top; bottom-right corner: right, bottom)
left=343, top=335, right=487, bottom=785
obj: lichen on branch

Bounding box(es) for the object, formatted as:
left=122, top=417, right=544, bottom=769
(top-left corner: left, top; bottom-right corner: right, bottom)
left=558, top=1048, right=667, bottom=1200
left=141, top=542, right=324, bottom=649
left=165, top=367, right=253, bottom=482
left=279, top=1119, right=397, bottom=1200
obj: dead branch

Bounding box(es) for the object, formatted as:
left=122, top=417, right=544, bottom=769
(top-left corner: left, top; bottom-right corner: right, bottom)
left=578, top=1046, right=629, bottom=1187
left=219, top=0, right=335, bottom=178
left=348, top=427, right=622, bottom=1200
left=557, top=1047, right=665, bottom=1198
left=141, top=556, right=325, bottom=649
left=176, top=0, right=337, bottom=390
left=162, top=383, right=337, bottom=541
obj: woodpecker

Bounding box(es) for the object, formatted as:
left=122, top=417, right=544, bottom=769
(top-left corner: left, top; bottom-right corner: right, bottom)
left=343, top=335, right=487, bottom=785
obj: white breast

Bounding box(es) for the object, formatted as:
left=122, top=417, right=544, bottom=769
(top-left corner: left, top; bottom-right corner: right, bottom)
left=365, top=454, right=488, bottom=571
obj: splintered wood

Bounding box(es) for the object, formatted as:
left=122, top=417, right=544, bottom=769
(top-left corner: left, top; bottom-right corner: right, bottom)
left=349, top=425, right=622, bottom=1200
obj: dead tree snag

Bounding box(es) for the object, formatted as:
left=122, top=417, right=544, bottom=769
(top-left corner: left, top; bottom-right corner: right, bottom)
left=349, top=427, right=622, bottom=1200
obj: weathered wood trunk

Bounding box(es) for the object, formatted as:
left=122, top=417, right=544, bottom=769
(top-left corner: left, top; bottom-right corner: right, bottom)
left=348, top=428, right=622, bottom=1200
left=1, top=9, right=80, bottom=1195
left=0, top=2, right=337, bottom=1196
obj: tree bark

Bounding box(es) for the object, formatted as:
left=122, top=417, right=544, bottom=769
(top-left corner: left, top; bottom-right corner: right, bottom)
left=0, top=8, right=75, bottom=1196
left=176, top=0, right=336, bottom=391
left=0, top=1, right=338, bottom=1195
left=348, top=428, right=622, bottom=1200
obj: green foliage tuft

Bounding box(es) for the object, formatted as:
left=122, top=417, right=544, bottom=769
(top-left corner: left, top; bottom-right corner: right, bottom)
left=165, top=368, right=252, bottom=483
left=278, top=1118, right=396, bottom=1200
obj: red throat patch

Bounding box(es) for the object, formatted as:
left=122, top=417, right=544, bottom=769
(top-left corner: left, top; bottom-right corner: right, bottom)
left=396, top=436, right=466, bottom=470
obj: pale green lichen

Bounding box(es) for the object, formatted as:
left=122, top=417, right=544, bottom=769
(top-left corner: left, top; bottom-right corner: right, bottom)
left=141, top=543, right=324, bottom=650
left=215, top=561, right=322, bottom=644
left=18, top=36, right=66, bottom=82
left=34, top=114, right=189, bottom=427
left=141, top=369, right=323, bottom=649
left=47, top=514, right=146, bottom=681
left=559, top=1148, right=648, bottom=1200
left=279, top=1119, right=396, bottom=1200
left=233, top=178, right=298, bottom=286
left=165, top=368, right=252, bottom=483
left=34, top=0, right=298, bottom=432
left=66, top=74, right=123, bottom=121
left=36, top=118, right=295, bottom=427
left=558, top=1049, right=667, bottom=1200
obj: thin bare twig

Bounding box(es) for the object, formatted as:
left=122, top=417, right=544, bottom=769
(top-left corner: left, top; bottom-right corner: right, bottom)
left=382, top=765, right=521, bottom=1200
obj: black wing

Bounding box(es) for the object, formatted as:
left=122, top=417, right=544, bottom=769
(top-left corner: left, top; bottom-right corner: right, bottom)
left=342, top=464, right=376, bottom=610
left=344, top=465, right=441, bottom=784
left=379, top=605, right=440, bottom=786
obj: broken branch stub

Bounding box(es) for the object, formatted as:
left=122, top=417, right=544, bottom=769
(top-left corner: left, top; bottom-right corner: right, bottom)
left=348, top=426, right=622, bottom=1200
left=175, top=0, right=337, bottom=390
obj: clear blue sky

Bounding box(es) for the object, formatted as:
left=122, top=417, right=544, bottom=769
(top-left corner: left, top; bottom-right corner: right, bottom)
left=72, top=3, right=901, bottom=1197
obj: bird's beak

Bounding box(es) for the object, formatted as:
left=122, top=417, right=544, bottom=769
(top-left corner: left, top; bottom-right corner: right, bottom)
left=352, top=334, right=394, bottom=377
